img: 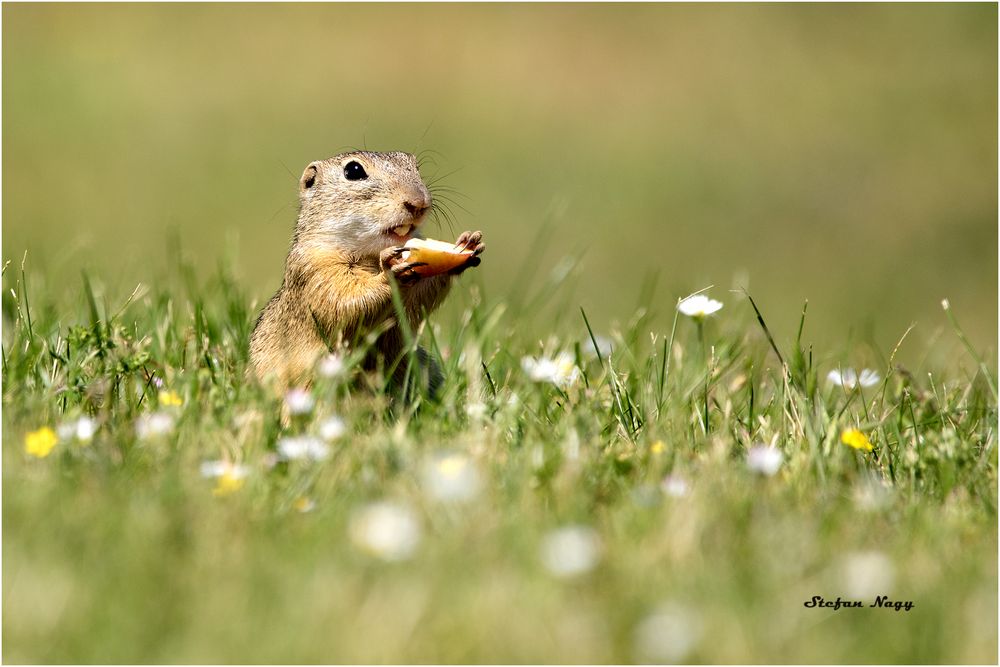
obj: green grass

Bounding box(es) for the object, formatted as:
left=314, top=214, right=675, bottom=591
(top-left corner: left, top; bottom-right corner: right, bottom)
left=2, top=253, right=996, bottom=664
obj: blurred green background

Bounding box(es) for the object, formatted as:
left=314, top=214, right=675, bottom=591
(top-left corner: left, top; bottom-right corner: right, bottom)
left=4, top=3, right=997, bottom=359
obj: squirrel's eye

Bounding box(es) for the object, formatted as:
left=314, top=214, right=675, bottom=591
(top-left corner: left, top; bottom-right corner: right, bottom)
left=344, top=161, right=368, bottom=181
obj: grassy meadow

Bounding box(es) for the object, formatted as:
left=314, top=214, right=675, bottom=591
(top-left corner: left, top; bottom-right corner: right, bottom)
left=3, top=3, right=998, bottom=664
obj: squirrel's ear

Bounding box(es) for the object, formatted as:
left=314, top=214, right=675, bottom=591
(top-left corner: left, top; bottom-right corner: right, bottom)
left=300, top=163, right=319, bottom=191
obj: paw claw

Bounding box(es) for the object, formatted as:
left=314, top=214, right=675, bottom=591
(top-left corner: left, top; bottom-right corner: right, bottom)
left=390, top=260, right=425, bottom=284
left=379, top=245, right=409, bottom=270
left=455, top=231, right=484, bottom=253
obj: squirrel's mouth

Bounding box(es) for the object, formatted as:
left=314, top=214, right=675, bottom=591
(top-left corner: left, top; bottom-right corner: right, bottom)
left=384, top=223, right=417, bottom=243
left=382, top=205, right=429, bottom=244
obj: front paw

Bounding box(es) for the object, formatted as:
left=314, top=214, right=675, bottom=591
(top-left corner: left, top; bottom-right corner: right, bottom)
left=389, top=260, right=428, bottom=285
left=450, top=231, right=486, bottom=275
left=379, top=246, right=405, bottom=271
left=380, top=246, right=424, bottom=284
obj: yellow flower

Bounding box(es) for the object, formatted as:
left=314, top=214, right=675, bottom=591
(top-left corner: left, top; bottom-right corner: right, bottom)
left=293, top=497, right=316, bottom=513
left=841, top=428, right=874, bottom=452
left=650, top=440, right=666, bottom=455
left=202, top=460, right=249, bottom=496
left=158, top=390, right=183, bottom=407
left=24, top=427, right=58, bottom=458
left=212, top=472, right=245, bottom=497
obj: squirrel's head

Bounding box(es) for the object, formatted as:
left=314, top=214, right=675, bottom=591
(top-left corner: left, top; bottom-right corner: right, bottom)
left=294, top=151, right=432, bottom=257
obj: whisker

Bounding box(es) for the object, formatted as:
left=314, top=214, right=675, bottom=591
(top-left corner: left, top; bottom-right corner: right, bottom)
left=427, top=186, right=470, bottom=199
left=430, top=201, right=458, bottom=236
left=426, top=167, right=464, bottom=187
left=430, top=193, right=472, bottom=217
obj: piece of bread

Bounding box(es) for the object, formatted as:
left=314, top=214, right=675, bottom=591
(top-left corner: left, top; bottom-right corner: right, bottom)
left=402, top=238, right=476, bottom=277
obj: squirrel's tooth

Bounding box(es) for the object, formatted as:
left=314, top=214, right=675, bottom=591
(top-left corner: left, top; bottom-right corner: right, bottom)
left=396, top=225, right=411, bottom=236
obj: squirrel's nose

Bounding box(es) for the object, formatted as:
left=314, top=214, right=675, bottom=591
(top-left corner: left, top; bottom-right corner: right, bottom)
left=403, top=188, right=431, bottom=218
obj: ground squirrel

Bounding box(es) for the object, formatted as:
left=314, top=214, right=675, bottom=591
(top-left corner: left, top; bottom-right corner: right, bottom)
left=249, top=150, right=485, bottom=393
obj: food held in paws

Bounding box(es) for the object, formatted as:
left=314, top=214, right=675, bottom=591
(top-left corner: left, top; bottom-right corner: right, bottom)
left=401, top=238, right=476, bottom=277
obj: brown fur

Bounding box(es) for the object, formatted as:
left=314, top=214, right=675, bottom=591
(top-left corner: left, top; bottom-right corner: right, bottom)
left=249, top=150, right=483, bottom=394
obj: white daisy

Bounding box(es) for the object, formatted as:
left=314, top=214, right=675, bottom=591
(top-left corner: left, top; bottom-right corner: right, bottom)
left=422, top=452, right=481, bottom=503
left=521, top=352, right=581, bottom=389
left=842, top=551, right=895, bottom=599
left=75, top=416, right=97, bottom=442
left=277, top=436, right=330, bottom=462
left=293, top=497, right=316, bottom=513
left=58, top=416, right=98, bottom=443
left=349, top=501, right=421, bottom=562
left=827, top=368, right=880, bottom=389
left=540, top=525, right=602, bottom=578
left=317, top=353, right=345, bottom=379
left=465, top=402, right=488, bottom=419
left=318, top=416, right=347, bottom=442
left=661, top=474, right=690, bottom=498
left=858, top=369, right=881, bottom=387
left=135, top=411, right=176, bottom=440
left=632, top=602, right=702, bottom=663
left=677, top=294, right=723, bottom=318
left=199, top=460, right=251, bottom=480
left=746, top=445, right=783, bottom=476
left=200, top=460, right=251, bottom=497
left=284, top=388, right=315, bottom=415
